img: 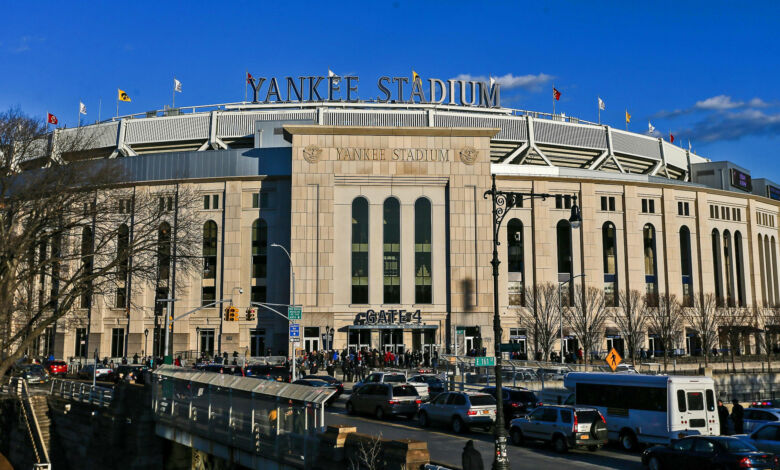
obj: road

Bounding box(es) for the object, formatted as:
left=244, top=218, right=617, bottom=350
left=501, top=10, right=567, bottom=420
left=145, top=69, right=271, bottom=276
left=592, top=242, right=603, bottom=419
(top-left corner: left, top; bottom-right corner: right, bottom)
left=325, top=401, right=642, bottom=469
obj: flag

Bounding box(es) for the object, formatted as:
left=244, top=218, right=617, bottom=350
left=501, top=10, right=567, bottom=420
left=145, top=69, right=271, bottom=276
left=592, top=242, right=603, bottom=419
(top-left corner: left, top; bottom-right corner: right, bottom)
left=47, top=113, right=58, bottom=125
left=598, top=97, right=605, bottom=110
left=688, top=140, right=692, bottom=151
left=553, top=87, right=561, bottom=101
left=174, top=78, right=182, bottom=93
left=412, top=70, right=421, bottom=85
left=669, top=132, right=675, bottom=143
left=625, top=110, right=631, bottom=124
left=648, top=122, right=655, bottom=134
left=79, top=102, right=87, bottom=115
left=489, top=76, right=496, bottom=88
left=328, top=69, right=336, bottom=78
left=246, top=72, right=253, bottom=84
left=118, top=89, right=131, bottom=102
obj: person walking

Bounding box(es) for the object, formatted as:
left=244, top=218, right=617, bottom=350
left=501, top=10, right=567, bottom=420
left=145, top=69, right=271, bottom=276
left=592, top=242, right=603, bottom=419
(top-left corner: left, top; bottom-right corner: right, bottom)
left=718, top=400, right=730, bottom=435
left=731, top=399, right=745, bottom=434
left=461, top=440, right=484, bottom=470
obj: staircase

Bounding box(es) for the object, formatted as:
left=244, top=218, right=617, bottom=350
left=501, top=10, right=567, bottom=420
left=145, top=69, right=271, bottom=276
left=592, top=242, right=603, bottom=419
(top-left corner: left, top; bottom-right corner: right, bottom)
left=9, top=379, right=51, bottom=467
left=29, top=395, right=51, bottom=453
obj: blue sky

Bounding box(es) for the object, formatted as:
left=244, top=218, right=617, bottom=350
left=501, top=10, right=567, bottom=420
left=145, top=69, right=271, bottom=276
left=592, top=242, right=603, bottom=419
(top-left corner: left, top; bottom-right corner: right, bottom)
left=2, top=1, right=779, bottom=180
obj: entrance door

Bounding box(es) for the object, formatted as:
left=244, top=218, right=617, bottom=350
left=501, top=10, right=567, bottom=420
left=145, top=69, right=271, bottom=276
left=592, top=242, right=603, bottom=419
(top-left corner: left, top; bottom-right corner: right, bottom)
left=199, top=329, right=215, bottom=358
left=250, top=329, right=266, bottom=357
left=348, top=329, right=370, bottom=354
left=304, top=327, right=320, bottom=353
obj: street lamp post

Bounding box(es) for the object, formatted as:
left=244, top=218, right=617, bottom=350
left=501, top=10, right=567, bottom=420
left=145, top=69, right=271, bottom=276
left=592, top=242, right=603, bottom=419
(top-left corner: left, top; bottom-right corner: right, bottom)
left=559, top=274, right=586, bottom=364
left=271, top=243, right=296, bottom=381
left=155, top=297, right=180, bottom=364
left=144, top=328, right=149, bottom=358
left=484, top=174, right=581, bottom=470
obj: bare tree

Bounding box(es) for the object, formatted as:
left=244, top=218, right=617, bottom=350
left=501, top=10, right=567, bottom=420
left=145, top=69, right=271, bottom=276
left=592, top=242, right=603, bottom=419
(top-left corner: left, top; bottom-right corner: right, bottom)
left=753, top=306, right=780, bottom=372
left=718, top=305, right=753, bottom=369
left=614, top=289, right=648, bottom=365
left=519, top=283, right=560, bottom=361
left=645, top=293, right=684, bottom=372
left=683, top=293, right=719, bottom=367
left=564, top=286, right=609, bottom=365
left=349, top=433, right=384, bottom=470
left=0, top=108, right=201, bottom=383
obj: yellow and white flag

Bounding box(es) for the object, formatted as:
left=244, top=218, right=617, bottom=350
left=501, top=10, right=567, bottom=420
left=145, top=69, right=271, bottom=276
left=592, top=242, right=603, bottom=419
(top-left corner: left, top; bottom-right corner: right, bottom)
left=118, top=89, right=131, bottom=102
left=412, top=70, right=421, bottom=85
left=625, top=110, right=631, bottom=124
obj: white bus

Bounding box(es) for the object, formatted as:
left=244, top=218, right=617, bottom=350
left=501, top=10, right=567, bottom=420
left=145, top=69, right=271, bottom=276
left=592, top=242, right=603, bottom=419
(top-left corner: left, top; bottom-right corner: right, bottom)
left=563, top=372, right=720, bottom=451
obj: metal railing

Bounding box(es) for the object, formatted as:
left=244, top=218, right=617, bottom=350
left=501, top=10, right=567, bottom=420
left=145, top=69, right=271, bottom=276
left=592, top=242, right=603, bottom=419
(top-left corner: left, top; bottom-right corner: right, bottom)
left=5, top=377, right=50, bottom=465
left=50, top=379, right=114, bottom=407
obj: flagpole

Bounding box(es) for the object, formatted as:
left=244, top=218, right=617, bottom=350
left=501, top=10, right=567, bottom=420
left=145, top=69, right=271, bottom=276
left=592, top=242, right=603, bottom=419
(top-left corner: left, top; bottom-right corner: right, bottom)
left=552, top=83, right=556, bottom=116
left=98, top=99, right=102, bottom=123
left=46, top=110, right=49, bottom=133
left=116, top=98, right=119, bottom=119
left=625, top=109, right=628, bottom=131
left=172, top=75, right=176, bottom=109
left=598, top=102, right=601, bottom=125
left=244, top=69, right=248, bottom=103
left=78, top=105, right=81, bottom=128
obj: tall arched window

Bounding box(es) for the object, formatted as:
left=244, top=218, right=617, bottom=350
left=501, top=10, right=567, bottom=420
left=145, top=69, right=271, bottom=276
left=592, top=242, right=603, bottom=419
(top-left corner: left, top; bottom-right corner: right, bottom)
left=723, top=230, right=735, bottom=307
left=602, top=222, right=618, bottom=306
left=557, top=220, right=573, bottom=305
left=251, top=219, right=267, bottom=303
left=383, top=198, right=401, bottom=304
left=157, top=222, right=171, bottom=282
left=352, top=197, right=369, bottom=304
left=759, top=235, right=767, bottom=306
left=734, top=231, right=746, bottom=307
left=80, top=226, right=93, bottom=308
left=415, top=198, right=433, bottom=304
left=679, top=226, right=694, bottom=307
left=202, top=221, right=218, bottom=305
left=711, top=229, right=723, bottom=304
left=643, top=224, right=658, bottom=300
left=116, top=224, right=130, bottom=308
left=507, top=219, right=525, bottom=306
left=772, top=236, right=780, bottom=306
left=765, top=236, right=775, bottom=307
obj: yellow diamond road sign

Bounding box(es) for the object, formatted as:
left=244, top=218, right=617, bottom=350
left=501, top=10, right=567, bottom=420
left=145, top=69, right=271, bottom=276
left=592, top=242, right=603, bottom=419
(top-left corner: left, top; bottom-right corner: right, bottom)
left=606, top=348, right=622, bottom=371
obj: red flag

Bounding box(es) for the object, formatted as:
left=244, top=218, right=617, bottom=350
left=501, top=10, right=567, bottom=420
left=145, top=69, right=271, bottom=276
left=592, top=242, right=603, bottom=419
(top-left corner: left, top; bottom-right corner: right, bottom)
left=670, top=133, right=675, bottom=143
left=246, top=72, right=253, bottom=84
left=47, top=113, right=58, bottom=125
left=553, top=87, right=561, bottom=101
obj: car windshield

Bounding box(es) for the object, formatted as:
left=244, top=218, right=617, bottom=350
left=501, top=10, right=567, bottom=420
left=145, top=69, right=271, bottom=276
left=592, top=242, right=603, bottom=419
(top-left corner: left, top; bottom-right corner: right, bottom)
left=717, top=439, right=756, bottom=452
left=469, top=395, right=496, bottom=406
left=307, top=381, right=330, bottom=387
left=509, top=391, right=536, bottom=401
left=393, top=386, right=418, bottom=396
left=575, top=410, right=601, bottom=422
left=384, top=375, right=405, bottom=383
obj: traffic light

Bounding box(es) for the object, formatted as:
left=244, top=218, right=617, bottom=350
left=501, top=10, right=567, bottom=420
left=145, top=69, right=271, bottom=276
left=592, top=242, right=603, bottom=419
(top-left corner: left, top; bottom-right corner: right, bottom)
left=245, top=308, right=256, bottom=321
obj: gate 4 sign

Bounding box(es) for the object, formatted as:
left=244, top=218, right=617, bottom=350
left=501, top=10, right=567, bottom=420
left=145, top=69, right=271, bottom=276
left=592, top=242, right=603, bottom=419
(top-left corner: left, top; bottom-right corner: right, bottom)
left=606, top=348, right=622, bottom=371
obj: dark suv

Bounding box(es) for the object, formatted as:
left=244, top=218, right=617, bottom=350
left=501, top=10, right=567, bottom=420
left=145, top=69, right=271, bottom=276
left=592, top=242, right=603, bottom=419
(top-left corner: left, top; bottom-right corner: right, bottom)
left=346, top=383, right=421, bottom=419
left=480, top=386, right=540, bottom=426
left=509, top=405, right=608, bottom=453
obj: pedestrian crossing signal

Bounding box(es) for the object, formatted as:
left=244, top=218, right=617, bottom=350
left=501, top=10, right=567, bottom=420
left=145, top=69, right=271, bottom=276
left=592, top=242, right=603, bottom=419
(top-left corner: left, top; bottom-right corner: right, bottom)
left=246, top=308, right=256, bottom=321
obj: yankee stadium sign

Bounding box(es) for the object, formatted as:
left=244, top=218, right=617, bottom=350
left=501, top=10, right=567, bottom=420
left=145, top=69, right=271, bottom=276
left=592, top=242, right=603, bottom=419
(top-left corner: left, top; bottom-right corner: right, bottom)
left=247, top=74, right=500, bottom=108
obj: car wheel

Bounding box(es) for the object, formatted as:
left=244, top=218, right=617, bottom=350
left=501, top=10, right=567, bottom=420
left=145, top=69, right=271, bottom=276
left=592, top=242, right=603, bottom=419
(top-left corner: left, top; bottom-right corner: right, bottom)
left=375, top=407, right=385, bottom=420
left=620, top=430, right=638, bottom=452
left=552, top=435, right=568, bottom=453
left=452, top=416, right=466, bottom=434
left=647, top=456, right=662, bottom=470
left=418, top=411, right=429, bottom=427
left=510, top=428, right=524, bottom=446
left=346, top=402, right=355, bottom=415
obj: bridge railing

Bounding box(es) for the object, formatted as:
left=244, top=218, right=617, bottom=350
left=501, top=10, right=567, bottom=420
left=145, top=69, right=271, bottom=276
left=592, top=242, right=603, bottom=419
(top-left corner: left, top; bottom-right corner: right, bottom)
left=50, top=379, right=114, bottom=407
left=151, top=366, right=335, bottom=465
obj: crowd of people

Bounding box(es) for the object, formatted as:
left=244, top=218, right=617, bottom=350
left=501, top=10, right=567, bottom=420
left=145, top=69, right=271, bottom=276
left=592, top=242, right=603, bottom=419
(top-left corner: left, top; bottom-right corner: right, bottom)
left=295, top=348, right=440, bottom=381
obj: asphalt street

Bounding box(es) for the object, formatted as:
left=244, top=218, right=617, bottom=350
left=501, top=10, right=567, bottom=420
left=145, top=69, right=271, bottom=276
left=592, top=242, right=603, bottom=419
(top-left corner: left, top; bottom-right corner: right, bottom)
left=325, top=400, right=643, bottom=469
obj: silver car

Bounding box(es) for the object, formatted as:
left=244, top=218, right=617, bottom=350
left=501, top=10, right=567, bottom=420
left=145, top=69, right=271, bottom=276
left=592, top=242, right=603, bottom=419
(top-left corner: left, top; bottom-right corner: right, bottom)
left=736, top=422, right=780, bottom=454
left=418, top=391, right=496, bottom=433
left=743, top=408, right=780, bottom=434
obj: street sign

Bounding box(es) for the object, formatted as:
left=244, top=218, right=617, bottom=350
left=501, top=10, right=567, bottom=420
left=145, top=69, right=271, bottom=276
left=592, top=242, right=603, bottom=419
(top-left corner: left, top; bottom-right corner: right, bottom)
left=475, top=357, right=496, bottom=367
left=289, top=323, right=300, bottom=337
left=500, top=343, right=524, bottom=352
left=606, top=347, right=622, bottom=371
left=288, top=306, right=302, bottom=320
left=456, top=328, right=465, bottom=335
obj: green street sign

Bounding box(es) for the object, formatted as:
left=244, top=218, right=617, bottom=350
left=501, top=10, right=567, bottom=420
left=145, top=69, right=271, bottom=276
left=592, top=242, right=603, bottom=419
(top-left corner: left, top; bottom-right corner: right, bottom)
left=288, top=306, right=302, bottom=320
left=475, top=357, right=496, bottom=367
left=500, top=343, right=523, bottom=352
left=456, top=328, right=465, bottom=335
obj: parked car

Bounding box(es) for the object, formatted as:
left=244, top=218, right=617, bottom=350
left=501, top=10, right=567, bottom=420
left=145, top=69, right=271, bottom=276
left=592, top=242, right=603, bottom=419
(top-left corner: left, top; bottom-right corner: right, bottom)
left=244, top=364, right=291, bottom=382
left=502, top=369, right=538, bottom=383
left=202, top=364, right=245, bottom=376
left=744, top=408, right=780, bottom=434
left=292, top=378, right=342, bottom=405
left=13, top=364, right=50, bottom=384
left=408, top=374, right=446, bottom=398
left=736, top=423, right=780, bottom=454
left=346, top=383, right=421, bottom=419
left=302, top=375, right=344, bottom=401
left=45, top=360, right=68, bottom=376
left=353, top=372, right=407, bottom=393
left=418, top=391, right=496, bottom=433
left=642, top=436, right=778, bottom=470
left=614, top=364, right=638, bottom=373
left=509, top=405, right=607, bottom=453
left=536, top=367, right=570, bottom=381
left=78, top=364, right=113, bottom=380
left=480, top=386, right=541, bottom=426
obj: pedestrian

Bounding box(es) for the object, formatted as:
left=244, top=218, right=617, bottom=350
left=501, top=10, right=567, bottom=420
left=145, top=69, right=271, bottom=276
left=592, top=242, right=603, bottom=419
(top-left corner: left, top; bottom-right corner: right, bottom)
left=640, top=348, right=647, bottom=360
left=731, top=399, right=744, bottom=434
left=461, top=440, right=484, bottom=470
left=133, top=352, right=139, bottom=364
left=717, top=400, right=730, bottom=435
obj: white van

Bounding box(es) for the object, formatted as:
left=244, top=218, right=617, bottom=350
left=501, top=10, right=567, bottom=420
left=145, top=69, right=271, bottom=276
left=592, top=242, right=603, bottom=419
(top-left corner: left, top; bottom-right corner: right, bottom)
left=563, top=372, right=719, bottom=451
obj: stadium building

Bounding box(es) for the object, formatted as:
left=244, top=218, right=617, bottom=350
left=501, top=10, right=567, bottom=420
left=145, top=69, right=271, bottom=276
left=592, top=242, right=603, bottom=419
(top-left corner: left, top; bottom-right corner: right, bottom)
left=22, top=74, right=780, bottom=362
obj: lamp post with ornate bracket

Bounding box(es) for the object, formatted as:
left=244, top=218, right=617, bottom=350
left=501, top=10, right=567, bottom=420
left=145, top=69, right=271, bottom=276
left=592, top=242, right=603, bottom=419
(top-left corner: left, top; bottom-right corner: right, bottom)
left=484, top=173, right=581, bottom=470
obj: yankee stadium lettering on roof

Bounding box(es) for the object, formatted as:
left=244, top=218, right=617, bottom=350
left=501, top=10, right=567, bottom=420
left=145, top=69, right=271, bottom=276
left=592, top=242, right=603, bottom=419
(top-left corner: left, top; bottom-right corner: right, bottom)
left=246, top=74, right=500, bottom=108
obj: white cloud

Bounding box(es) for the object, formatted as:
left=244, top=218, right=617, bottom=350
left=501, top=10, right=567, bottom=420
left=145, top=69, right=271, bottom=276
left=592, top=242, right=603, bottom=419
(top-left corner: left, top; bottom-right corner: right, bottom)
left=748, top=97, right=770, bottom=107
left=694, top=95, right=744, bottom=110
left=453, top=72, right=554, bottom=91
left=684, top=108, right=780, bottom=142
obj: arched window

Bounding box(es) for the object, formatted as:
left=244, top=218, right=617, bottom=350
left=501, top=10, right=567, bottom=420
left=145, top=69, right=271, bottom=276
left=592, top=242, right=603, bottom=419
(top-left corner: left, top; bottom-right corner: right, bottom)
left=157, top=222, right=171, bottom=282
left=251, top=219, right=267, bottom=303
left=80, top=226, right=93, bottom=308
left=602, top=222, right=618, bottom=306
left=679, top=226, right=694, bottom=307
left=644, top=224, right=658, bottom=300
left=765, top=236, right=775, bottom=307
left=723, top=230, right=735, bottom=307
left=772, top=236, right=780, bottom=306
left=352, top=197, right=369, bottom=304
left=557, top=220, right=573, bottom=305
left=759, top=235, right=767, bottom=306
left=711, top=229, right=723, bottom=304
left=116, top=224, right=130, bottom=308
left=202, top=221, right=218, bottom=305
left=507, top=219, right=525, bottom=306
left=383, top=198, right=401, bottom=304
left=415, top=198, right=433, bottom=304
left=734, top=231, right=746, bottom=307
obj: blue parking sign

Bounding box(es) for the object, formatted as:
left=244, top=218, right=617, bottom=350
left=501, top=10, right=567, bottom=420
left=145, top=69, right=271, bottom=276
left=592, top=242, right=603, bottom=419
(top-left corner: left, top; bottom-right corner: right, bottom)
left=289, top=324, right=300, bottom=337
